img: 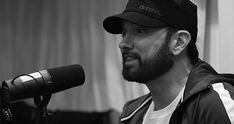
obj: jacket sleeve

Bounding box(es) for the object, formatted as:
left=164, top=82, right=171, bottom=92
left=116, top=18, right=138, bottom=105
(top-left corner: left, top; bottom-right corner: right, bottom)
left=197, top=82, right=234, bottom=124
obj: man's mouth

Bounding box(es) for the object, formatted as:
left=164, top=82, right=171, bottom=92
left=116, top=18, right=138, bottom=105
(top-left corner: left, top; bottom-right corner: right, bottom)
left=125, top=56, right=136, bottom=61
left=123, top=54, right=139, bottom=65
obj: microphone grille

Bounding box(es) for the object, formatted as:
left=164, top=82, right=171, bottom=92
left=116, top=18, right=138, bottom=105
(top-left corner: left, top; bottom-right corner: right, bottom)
left=47, top=64, right=85, bottom=93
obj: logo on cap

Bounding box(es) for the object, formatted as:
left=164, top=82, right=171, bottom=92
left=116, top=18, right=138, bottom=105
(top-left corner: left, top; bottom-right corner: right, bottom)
left=138, top=5, right=161, bottom=16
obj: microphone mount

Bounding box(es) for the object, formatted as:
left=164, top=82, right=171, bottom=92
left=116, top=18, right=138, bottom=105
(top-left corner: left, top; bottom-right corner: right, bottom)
left=33, top=94, right=52, bottom=124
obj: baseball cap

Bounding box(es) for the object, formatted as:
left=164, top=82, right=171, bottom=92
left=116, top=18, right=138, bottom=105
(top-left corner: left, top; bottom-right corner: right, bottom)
left=103, top=0, right=198, bottom=41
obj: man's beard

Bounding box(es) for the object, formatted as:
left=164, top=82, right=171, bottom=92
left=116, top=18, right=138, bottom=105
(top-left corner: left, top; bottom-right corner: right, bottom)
left=122, top=36, right=174, bottom=83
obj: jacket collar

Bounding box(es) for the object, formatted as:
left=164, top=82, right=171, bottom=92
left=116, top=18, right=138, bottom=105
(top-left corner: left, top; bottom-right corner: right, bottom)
left=183, top=59, right=218, bottom=101
left=120, top=59, right=218, bottom=121
left=120, top=94, right=152, bottom=122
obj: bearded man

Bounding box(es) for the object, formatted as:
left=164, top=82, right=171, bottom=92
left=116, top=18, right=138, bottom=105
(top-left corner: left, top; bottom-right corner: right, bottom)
left=103, top=0, right=234, bottom=124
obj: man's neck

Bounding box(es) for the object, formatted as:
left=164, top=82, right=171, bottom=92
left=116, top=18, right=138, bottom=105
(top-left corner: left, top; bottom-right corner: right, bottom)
left=145, top=59, right=193, bottom=110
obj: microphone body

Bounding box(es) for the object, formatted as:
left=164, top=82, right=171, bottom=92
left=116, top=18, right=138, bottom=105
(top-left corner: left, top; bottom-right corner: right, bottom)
left=1, top=64, right=85, bottom=103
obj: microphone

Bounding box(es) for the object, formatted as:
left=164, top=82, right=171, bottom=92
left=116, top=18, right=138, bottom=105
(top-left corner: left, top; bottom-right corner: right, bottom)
left=1, top=64, right=85, bottom=103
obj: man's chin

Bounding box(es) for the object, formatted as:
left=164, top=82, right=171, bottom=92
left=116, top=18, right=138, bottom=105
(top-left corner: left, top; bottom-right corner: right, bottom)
left=122, top=69, right=147, bottom=83
left=122, top=69, right=135, bottom=81
left=123, top=76, right=147, bottom=84
left=122, top=75, right=143, bottom=83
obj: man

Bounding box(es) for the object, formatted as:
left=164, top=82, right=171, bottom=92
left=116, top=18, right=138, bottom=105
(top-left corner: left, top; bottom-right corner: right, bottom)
left=103, top=0, right=234, bottom=124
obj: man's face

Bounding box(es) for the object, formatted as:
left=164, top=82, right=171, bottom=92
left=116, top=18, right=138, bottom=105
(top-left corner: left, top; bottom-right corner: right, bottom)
left=119, top=21, right=174, bottom=83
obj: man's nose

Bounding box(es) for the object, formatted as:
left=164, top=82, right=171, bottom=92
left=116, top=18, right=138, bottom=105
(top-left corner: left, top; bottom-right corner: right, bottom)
left=119, top=36, right=133, bottom=51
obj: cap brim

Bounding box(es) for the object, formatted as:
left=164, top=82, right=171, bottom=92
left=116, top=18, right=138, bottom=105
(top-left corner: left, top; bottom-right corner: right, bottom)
left=103, top=12, right=166, bottom=34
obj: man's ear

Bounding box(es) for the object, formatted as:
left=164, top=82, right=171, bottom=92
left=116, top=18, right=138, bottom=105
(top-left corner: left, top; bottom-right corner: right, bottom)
left=169, top=30, right=191, bottom=56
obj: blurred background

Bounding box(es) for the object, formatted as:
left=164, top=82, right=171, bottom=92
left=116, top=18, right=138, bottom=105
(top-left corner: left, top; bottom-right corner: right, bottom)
left=0, top=0, right=234, bottom=124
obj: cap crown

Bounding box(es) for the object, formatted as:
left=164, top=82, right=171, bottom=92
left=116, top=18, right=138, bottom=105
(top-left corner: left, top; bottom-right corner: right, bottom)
left=125, top=0, right=197, bottom=41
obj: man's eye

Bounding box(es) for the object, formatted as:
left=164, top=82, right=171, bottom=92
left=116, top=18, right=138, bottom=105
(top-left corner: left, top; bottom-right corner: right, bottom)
left=135, top=29, right=147, bottom=34
left=121, top=32, right=126, bottom=38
